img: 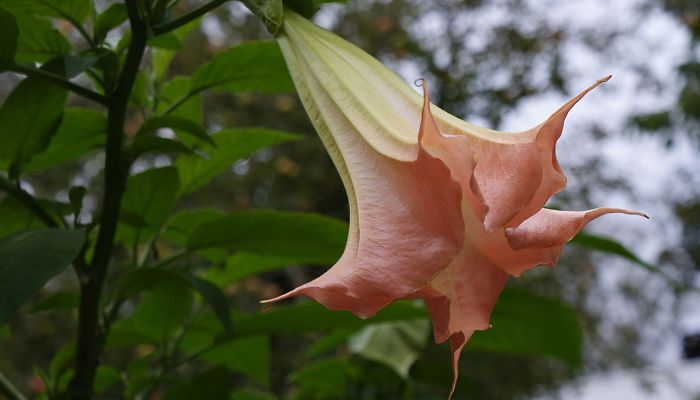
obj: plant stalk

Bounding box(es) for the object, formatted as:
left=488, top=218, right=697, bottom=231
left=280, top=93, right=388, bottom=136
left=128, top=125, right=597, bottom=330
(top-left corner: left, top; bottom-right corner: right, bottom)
left=67, top=0, right=148, bottom=398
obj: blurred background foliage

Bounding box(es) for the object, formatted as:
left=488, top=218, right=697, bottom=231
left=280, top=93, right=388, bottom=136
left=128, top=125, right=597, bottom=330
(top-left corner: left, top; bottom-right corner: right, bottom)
left=0, top=0, right=698, bottom=399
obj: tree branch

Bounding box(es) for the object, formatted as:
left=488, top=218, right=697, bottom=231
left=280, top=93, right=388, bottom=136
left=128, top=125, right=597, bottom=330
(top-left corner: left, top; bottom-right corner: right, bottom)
left=0, top=62, right=108, bottom=106
left=152, top=0, right=229, bottom=36
left=68, top=1, right=149, bottom=398
left=0, top=370, right=28, bottom=400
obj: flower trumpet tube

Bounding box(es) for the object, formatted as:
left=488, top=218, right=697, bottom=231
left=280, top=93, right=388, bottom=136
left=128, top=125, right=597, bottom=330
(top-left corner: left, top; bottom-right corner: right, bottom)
left=263, top=11, right=647, bottom=398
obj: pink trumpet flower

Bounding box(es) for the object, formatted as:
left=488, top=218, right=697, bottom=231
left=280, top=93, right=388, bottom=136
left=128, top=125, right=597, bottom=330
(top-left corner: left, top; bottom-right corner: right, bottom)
left=263, top=11, right=647, bottom=398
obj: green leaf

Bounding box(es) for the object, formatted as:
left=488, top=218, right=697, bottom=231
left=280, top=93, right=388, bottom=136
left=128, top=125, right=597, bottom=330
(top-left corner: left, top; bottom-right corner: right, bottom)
left=205, top=253, right=308, bottom=287
left=199, top=336, right=269, bottom=385
left=179, top=273, right=233, bottom=335
left=94, top=3, right=127, bottom=42
left=163, top=208, right=225, bottom=246
left=348, top=319, right=430, bottom=378
left=469, top=288, right=582, bottom=365
left=190, top=41, right=294, bottom=95
left=24, top=108, right=106, bottom=172
left=120, top=276, right=193, bottom=341
left=0, top=228, right=85, bottom=324
left=230, top=389, right=276, bottom=400
left=0, top=76, right=68, bottom=169
left=118, top=167, right=181, bottom=244
left=177, top=129, right=299, bottom=194
left=290, top=358, right=357, bottom=399
left=13, top=14, right=71, bottom=63
left=30, top=290, right=79, bottom=313
left=162, top=367, right=235, bottom=400
left=234, top=301, right=427, bottom=338
left=130, top=135, right=196, bottom=159
left=186, top=210, right=347, bottom=263
left=49, top=342, right=76, bottom=379
left=0, top=196, right=41, bottom=238
left=571, top=233, right=655, bottom=272
left=118, top=268, right=233, bottom=335
left=157, top=76, right=203, bottom=125
left=240, top=0, right=283, bottom=35
left=139, top=115, right=215, bottom=147
left=0, top=6, right=19, bottom=61
left=56, top=54, right=98, bottom=78
left=0, top=0, right=92, bottom=24
left=94, top=365, right=122, bottom=394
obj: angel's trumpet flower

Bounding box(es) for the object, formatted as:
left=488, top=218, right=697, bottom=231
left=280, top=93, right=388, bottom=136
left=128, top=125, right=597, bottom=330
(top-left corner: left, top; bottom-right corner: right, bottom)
left=263, top=11, right=647, bottom=398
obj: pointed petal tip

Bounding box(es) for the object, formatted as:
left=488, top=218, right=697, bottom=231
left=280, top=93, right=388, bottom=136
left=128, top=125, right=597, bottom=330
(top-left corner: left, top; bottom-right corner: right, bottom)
left=599, top=74, right=612, bottom=83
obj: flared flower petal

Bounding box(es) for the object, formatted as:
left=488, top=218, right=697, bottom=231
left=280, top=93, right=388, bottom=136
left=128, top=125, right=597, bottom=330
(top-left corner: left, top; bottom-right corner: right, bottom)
left=262, top=11, right=647, bottom=398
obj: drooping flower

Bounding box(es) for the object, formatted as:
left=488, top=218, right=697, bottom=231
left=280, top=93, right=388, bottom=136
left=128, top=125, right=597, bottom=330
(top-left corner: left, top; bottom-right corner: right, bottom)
left=263, top=11, right=647, bottom=397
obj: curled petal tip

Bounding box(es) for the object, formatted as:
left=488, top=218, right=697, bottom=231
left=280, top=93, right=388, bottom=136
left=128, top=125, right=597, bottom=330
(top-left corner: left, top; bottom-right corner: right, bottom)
left=414, top=77, right=425, bottom=87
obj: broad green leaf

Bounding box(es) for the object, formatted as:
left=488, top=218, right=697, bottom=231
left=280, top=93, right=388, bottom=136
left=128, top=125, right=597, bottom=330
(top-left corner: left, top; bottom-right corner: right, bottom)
left=157, top=76, right=203, bottom=125
left=177, top=129, right=299, bottom=194
left=0, top=76, right=68, bottom=169
left=234, top=301, right=427, bottom=337
left=571, top=232, right=655, bottom=272
left=163, top=208, right=225, bottom=246
left=49, top=342, right=75, bottom=380
left=120, top=277, right=193, bottom=341
left=199, top=336, right=269, bottom=385
left=186, top=210, right=347, bottom=263
left=94, top=3, right=127, bottom=42
left=469, top=288, right=582, bottom=365
left=139, top=115, right=215, bottom=146
left=290, top=358, right=357, bottom=399
left=230, top=389, right=276, bottom=400
left=24, top=108, right=106, bottom=172
left=162, top=367, right=235, bottom=400
left=30, top=290, right=79, bottom=313
left=190, top=41, right=293, bottom=95
left=129, top=135, right=196, bottom=159
left=14, top=14, right=71, bottom=63
left=348, top=319, right=430, bottom=378
left=118, top=166, right=181, bottom=244
left=54, top=54, right=98, bottom=78
left=94, top=365, right=122, bottom=394
left=206, top=253, right=306, bottom=287
left=0, top=6, right=19, bottom=61
left=0, top=228, right=85, bottom=324
left=240, top=0, right=283, bottom=35
left=0, top=196, right=41, bottom=238
left=0, top=0, right=92, bottom=24
left=150, top=18, right=201, bottom=82
left=0, top=325, right=10, bottom=339
left=118, top=268, right=233, bottom=335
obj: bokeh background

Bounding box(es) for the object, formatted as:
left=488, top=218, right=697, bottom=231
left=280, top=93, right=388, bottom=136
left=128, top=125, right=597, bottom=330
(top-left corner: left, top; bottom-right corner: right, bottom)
left=1, top=0, right=699, bottom=399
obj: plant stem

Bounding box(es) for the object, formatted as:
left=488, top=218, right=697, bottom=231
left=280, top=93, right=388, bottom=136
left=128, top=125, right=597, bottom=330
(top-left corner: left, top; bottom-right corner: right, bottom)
left=152, top=0, right=229, bottom=36
left=0, top=370, right=28, bottom=400
left=0, top=62, right=108, bottom=106
left=67, top=1, right=148, bottom=398
left=0, top=176, right=59, bottom=228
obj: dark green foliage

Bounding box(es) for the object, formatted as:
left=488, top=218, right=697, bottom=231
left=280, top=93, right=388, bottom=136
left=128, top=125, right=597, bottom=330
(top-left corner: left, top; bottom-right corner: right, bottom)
left=0, top=229, right=84, bottom=324
left=0, top=76, right=68, bottom=171
left=0, top=7, right=19, bottom=61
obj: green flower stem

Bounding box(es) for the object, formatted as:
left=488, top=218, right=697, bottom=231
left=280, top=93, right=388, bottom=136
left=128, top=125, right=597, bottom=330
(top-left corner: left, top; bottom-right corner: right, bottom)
left=152, top=0, right=230, bottom=36
left=0, top=62, right=108, bottom=106
left=67, top=1, right=149, bottom=398
left=0, top=370, right=28, bottom=400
